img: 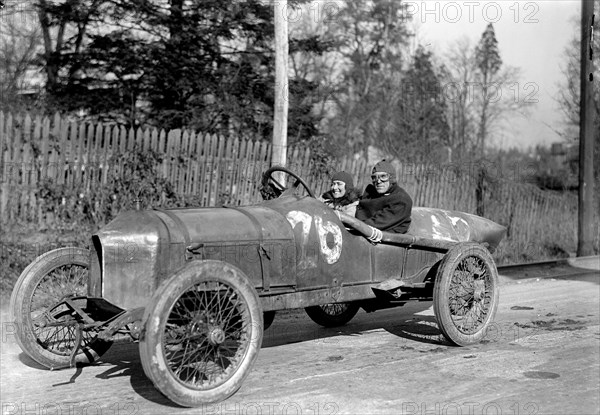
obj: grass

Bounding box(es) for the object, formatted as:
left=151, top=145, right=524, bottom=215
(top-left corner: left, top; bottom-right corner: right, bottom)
left=0, top=224, right=93, bottom=301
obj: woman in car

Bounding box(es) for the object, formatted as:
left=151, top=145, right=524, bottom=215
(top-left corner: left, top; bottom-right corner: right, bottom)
left=320, top=171, right=360, bottom=217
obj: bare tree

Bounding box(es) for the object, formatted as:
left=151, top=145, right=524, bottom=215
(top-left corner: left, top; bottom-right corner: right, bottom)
left=313, top=0, right=413, bottom=157
left=442, top=34, right=532, bottom=160
left=557, top=3, right=600, bottom=180
left=441, top=37, right=478, bottom=156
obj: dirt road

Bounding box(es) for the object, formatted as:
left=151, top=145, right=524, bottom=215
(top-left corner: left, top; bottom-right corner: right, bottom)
left=1, top=275, right=599, bottom=415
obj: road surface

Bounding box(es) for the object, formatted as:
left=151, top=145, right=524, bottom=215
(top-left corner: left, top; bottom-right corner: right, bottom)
left=1, top=274, right=599, bottom=415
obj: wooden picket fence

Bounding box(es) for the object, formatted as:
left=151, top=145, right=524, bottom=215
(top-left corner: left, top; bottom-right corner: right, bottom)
left=0, top=111, right=371, bottom=223
left=1, top=111, right=596, bottom=263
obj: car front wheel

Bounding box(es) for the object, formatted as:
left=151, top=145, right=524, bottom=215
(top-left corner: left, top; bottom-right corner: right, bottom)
left=139, top=260, right=263, bottom=407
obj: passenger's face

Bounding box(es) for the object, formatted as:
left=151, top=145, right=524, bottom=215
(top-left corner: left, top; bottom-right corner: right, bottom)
left=331, top=180, right=346, bottom=198
left=371, top=173, right=391, bottom=194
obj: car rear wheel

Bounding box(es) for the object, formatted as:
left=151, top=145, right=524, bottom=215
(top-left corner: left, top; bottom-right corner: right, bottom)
left=10, top=247, right=112, bottom=369
left=433, top=243, right=499, bottom=346
left=139, top=260, right=263, bottom=407
left=305, top=302, right=360, bottom=327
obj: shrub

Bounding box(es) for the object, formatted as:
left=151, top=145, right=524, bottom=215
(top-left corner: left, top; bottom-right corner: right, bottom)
left=36, top=149, right=183, bottom=228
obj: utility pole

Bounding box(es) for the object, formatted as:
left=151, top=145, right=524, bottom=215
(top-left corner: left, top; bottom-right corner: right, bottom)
left=272, top=1, right=288, bottom=169
left=577, top=0, right=595, bottom=257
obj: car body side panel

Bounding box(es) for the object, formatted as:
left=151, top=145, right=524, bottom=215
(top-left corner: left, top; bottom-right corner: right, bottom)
left=236, top=205, right=296, bottom=288
left=334, top=228, right=374, bottom=285
left=263, top=196, right=373, bottom=289
left=174, top=205, right=297, bottom=289
left=402, top=249, right=444, bottom=282
left=371, top=243, right=405, bottom=282
left=371, top=245, right=441, bottom=285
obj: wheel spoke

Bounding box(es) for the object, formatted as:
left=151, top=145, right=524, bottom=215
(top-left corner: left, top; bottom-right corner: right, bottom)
left=447, top=255, right=494, bottom=334
left=27, top=262, right=97, bottom=356
left=163, top=278, right=253, bottom=390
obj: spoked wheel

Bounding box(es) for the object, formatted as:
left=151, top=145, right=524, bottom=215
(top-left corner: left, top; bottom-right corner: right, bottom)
left=139, top=260, right=263, bottom=407
left=433, top=243, right=499, bottom=346
left=305, top=302, right=360, bottom=327
left=9, top=247, right=112, bottom=369
left=260, top=166, right=315, bottom=199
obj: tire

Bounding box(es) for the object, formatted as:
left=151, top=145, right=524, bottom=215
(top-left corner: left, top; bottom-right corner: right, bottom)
left=9, top=247, right=112, bottom=369
left=433, top=243, right=500, bottom=346
left=139, top=260, right=263, bottom=407
left=263, top=311, right=276, bottom=330
left=305, top=302, right=360, bottom=327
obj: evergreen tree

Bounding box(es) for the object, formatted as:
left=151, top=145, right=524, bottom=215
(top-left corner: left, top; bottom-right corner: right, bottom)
left=474, top=23, right=502, bottom=156
left=25, top=0, right=323, bottom=142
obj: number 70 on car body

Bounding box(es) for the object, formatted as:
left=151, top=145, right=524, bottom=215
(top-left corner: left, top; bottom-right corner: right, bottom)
left=285, top=210, right=343, bottom=266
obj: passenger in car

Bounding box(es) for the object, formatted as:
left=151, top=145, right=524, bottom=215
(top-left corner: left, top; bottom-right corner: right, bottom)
left=320, top=171, right=360, bottom=217
left=355, top=160, right=412, bottom=239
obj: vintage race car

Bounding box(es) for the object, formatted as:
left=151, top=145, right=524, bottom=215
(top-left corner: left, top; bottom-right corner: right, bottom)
left=10, top=167, right=506, bottom=407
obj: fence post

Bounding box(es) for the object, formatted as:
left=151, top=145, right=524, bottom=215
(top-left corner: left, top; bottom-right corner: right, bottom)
left=476, top=165, right=485, bottom=217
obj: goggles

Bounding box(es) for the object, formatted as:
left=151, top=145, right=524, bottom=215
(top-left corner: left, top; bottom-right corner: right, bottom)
left=370, top=173, right=390, bottom=183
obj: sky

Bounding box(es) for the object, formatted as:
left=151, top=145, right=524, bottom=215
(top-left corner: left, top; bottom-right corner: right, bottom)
left=411, top=0, right=581, bottom=150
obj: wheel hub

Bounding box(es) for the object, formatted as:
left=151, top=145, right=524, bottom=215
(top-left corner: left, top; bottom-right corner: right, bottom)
left=473, top=279, right=486, bottom=301
left=207, top=326, right=225, bottom=345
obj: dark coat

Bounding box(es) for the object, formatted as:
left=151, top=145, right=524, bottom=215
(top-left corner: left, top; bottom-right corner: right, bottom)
left=321, top=188, right=361, bottom=217
left=355, top=183, right=412, bottom=233
left=321, top=188, right=360, bottom=208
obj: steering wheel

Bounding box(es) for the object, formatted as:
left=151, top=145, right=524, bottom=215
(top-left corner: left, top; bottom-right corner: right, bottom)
left=260, top=166, right=316, bottom=200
